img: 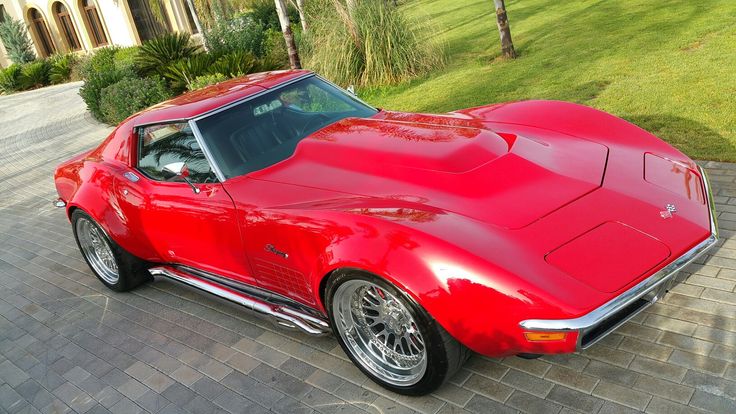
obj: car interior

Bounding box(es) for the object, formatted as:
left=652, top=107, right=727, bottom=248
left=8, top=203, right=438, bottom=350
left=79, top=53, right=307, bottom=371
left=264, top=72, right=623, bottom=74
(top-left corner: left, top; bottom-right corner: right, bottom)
left=206, top=103, right=320, bottom=178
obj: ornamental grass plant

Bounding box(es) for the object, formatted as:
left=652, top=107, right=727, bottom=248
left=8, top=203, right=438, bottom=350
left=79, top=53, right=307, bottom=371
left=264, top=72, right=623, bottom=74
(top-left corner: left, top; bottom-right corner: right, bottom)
left=302, top=0, right=444, bottom=87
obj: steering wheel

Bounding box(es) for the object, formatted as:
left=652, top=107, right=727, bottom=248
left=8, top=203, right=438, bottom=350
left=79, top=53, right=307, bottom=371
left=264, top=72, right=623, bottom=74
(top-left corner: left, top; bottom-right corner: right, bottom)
left=300, top=114, right=330, bottom=136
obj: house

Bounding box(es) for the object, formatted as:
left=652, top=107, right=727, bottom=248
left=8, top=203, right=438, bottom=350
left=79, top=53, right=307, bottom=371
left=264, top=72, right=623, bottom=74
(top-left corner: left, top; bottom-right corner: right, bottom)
left=0, top=0, right=200, bottom=66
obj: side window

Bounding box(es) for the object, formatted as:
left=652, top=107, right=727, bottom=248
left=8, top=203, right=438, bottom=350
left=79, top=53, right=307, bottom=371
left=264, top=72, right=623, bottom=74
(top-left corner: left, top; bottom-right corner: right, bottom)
left=137, top=122, right=216, bottom=183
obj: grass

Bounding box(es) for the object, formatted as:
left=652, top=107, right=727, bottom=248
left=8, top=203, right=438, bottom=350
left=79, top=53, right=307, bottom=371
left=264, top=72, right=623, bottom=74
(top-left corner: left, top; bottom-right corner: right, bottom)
left=360, top=0, right=736, bottom=161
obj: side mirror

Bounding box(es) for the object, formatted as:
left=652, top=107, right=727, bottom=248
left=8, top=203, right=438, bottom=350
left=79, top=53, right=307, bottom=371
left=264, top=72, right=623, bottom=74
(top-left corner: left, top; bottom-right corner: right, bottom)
left=162, top=162, right=188, bottom=179
left=346, top=85, right=356, bottom=96
left=161, top=162, right=200, bottom=194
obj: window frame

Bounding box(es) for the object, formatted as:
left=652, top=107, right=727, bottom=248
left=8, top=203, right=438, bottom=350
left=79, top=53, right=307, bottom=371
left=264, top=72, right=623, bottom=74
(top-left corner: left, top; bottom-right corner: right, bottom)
left=29, top=8, right=56, bottom=57
left=134, top=121, right=220, bottom=184
left=81, top=0, right=108, bottom=47
left=126, top=0, right=172, bottom=42
left=53, top=2, right=82, bottom=51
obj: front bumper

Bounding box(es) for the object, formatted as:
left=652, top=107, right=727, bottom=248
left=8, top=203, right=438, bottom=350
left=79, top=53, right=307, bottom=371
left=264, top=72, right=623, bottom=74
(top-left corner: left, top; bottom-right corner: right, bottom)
left=519, top=165, right=718, bottom=350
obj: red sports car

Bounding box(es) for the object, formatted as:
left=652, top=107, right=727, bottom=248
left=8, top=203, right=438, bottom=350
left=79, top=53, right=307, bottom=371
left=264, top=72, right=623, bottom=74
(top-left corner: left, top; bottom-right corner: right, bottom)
left=54, top=70, right=717, bottom=395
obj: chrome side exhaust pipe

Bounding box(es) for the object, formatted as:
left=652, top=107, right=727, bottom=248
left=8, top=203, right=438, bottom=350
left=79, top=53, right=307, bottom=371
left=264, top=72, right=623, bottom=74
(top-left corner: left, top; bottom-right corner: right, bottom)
left=149, top=266, right=330, bottom=335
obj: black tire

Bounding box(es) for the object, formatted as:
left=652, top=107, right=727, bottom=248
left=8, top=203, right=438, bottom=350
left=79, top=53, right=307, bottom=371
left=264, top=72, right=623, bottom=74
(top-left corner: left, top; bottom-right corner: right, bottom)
left=71, top=209, right=151, bottom=292
left=325, top=270, right=468, bottom=395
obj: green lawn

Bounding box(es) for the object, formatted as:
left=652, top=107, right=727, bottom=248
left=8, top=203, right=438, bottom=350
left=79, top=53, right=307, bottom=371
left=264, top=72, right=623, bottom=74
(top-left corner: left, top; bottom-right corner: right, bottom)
left=361, top=0, right=736, bottom=161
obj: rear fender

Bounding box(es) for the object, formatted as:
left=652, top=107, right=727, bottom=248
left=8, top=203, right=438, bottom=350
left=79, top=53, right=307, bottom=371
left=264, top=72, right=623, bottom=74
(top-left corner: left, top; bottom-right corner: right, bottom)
left=458, top=100, right=691, bottom=165
left=63, top=161, right=158, bottom=262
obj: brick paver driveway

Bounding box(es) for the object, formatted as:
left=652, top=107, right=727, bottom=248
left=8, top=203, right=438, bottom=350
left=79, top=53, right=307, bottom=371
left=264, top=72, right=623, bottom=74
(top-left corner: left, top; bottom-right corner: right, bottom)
left=1, top=83, right=735, bottom=414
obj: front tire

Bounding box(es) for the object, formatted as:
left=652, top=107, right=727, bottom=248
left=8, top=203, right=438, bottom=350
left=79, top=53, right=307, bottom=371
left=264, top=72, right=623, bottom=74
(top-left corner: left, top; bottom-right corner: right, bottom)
left=325, top=271, right=467, bottom=395
left=71, top=209, right=151, bottom=292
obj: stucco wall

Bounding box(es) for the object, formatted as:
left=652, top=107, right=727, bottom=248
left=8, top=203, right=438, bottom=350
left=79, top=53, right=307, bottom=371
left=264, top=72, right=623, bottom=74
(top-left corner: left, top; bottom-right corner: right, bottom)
left=0, top=0, right=193, bottom=65
left=95, top=0, right=137, bottom=46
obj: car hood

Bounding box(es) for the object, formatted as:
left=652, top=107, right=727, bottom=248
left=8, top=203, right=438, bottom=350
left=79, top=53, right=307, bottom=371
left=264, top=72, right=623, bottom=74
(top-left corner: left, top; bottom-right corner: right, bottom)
left=249, top=116, right=608, bottom=229
left=240, top=108, right=711, bottom=302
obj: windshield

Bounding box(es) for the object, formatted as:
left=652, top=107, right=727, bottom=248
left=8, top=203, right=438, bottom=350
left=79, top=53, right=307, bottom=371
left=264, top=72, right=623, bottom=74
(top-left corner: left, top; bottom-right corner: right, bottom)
left=194, top=76, right=378, bottom=179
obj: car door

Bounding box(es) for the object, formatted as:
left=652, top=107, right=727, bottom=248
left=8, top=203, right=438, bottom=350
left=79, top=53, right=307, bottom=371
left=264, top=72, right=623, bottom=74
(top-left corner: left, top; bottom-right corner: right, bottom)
left=114, top=121, right=255, bottom=284
left=190, top=76, right=380, bottom=304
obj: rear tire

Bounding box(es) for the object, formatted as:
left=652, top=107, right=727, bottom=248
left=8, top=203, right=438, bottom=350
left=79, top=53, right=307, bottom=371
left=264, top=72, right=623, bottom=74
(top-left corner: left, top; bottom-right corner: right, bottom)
left=71, top=209, right=151, bottom=292
left=325, top=270, right=468, bottom=395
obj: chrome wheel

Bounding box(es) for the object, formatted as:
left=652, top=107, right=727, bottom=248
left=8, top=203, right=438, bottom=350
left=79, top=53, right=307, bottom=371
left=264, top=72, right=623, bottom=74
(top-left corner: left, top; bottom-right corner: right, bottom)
left=76, top=218, right=119, bottom=284
left=332, top=280, right=427, bottom=386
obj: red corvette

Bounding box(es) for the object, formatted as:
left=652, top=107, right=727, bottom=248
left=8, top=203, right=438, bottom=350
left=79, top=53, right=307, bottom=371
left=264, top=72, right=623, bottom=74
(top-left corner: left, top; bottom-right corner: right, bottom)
left=54, top=70, right=717, bottom=395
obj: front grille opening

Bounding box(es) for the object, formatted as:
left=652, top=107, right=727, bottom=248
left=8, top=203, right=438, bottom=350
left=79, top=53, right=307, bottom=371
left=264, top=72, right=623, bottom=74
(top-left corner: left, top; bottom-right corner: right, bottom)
left=581, top=298, right=649, bottom=348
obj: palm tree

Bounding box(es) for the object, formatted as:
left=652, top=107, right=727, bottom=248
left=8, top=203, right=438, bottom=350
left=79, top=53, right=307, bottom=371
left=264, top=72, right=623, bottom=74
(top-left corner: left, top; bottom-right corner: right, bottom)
left=275, top=0, right=301, bottom=69
left=293, top=0, right=308, bottom=31
left=492, top=0, right=516, bottom=58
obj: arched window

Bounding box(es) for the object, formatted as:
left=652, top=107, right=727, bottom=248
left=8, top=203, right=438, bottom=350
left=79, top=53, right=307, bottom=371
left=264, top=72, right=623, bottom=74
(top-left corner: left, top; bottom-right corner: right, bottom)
left=28, top=8, right=56, bottom=57
left=80, top=0, right=107, bottom=47
left=53, top=2, right=81, bottom=51
left=127, top=0, right=171, bottom=42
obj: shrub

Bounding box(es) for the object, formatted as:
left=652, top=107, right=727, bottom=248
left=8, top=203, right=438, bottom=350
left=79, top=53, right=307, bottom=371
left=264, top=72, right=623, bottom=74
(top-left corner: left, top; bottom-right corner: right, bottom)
left=113, top=46, right=140, bottom=73
left=0, top=18, right=35, bottom=64
left=77, top=46, right=140, bottom=78
left=78, top=46, right=149, bottom=121
left=303, top=1, right=444, bottom=86
left=78, top=47, right=119, bottom=80
left=191, top=0, right=248, bottom=29
left=19, top=60, right=50, bottom=89
left=0, top=64, right=22, bottom=93
left=188, top=73, right=228, bottom=91
left=248, top=0, right=299, bottom=32
left=79, top=66, right=136, bottom=122
left=136, top=33, right=200, bottom=75
left=99, top=77, right=172, bottom=124
left=211, top=51, right=260, bottom=78
left=262, top=28, right=289, bottom=69
left=203, top=14, right=266, bottom=57
left=49, top=53, right=78, bottom=84
left=70, top=59, right=85, bottom=81
left=164, top=49, right=278, bottom=92
left=163, top=53, right=215, bottom=92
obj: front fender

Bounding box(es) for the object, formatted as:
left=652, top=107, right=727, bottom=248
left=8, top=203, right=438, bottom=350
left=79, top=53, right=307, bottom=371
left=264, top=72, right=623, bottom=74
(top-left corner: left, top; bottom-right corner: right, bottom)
left=307, top=209, right=577, bottom=357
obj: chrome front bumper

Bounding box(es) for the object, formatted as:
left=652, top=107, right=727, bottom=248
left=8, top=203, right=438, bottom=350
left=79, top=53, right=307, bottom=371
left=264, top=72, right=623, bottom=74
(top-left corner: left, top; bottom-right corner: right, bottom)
left=520, top=165, right=719, bottom=349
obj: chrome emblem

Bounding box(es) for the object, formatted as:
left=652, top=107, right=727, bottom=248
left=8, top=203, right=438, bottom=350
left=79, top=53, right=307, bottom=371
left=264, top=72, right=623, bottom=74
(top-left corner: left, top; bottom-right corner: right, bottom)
left=660, top=204, right=677, bottom=219
left=265, top=244, right=288, bottom=259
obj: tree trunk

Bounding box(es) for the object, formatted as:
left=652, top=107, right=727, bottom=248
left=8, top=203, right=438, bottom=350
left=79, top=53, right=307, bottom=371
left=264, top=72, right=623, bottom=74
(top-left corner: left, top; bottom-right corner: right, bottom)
left=493, top=0, right=516, bottom=58
left=296, top=0, right=308, bottom=32
left=275, top=0, right=301, bottom=69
